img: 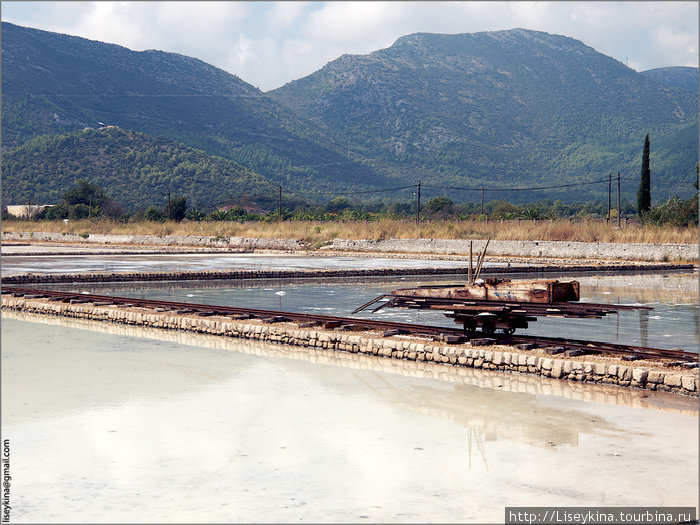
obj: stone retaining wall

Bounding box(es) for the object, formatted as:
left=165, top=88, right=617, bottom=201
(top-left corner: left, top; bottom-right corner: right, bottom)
left=8, top=309, right=697, bottom=413
left=329, top=239, right=699, bottom=262
left=4, top=263, right=695, bottom=285
left=4, top=295, right=697, bottom=397
left=2, top=231, right=307, bottom=251
left=3, top=232, right=697, bottom=262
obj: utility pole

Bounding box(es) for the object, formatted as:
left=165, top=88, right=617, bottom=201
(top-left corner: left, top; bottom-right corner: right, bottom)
left=608, top=173, right=612, bottom=222
left=468, top=241, right=473, bottom=285
left=278, top=185, right=282, bottom=222
left=480, top=188, right=485, bottom=215
left=617, top=172, right=621, bottom=228
left=416, top=180, right=421, bottom=225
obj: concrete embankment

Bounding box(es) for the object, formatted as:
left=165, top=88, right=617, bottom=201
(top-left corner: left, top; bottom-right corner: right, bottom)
left=329, top=238, right=699, bottom=262
left=3, top=263, right=695, bottom=284
left=2, top=231, right=306, bottom=251
left=3, top=231, right=698, bottom=262
left=4, top=295, right=697, bottom=397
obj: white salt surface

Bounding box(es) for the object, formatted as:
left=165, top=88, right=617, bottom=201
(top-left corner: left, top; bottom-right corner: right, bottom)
left=1, top=312, right=698, bottom=523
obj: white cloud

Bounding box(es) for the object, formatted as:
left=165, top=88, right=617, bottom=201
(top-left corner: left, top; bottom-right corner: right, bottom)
left=305, top=2, right=401, bottom=44
left=264, top=1, right=312, bottom=33
left=2, top=1, right=697, bottom=90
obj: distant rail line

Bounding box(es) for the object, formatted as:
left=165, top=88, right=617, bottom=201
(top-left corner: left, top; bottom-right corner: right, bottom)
left=1, top=262, right=695, bottom=284
left=3, top=286, right=696, bottom=363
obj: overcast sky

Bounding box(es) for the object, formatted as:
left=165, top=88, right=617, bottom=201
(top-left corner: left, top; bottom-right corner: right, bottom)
left=3, top=1, right=698, bottom=91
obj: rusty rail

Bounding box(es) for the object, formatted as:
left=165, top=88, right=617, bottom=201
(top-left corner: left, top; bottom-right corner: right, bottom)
left=2, top=286, right=697, bottom=362
left=355, top=293, right=651, bottom=318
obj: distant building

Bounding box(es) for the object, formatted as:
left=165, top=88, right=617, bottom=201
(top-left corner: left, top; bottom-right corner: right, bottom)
left=6, top=204, right=52, bottom=218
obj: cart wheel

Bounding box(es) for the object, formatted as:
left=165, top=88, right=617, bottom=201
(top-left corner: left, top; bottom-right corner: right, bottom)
left=481, top=321, right=495, bottom=335
left=503, top=327, right=516, bottom=335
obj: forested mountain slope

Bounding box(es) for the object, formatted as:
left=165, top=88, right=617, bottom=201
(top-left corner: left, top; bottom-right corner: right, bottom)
left=270, top=29, right=698, bottom=202
left=2, top=127, right=282, bottom=210
left=1, top=22, right=386, bottom=194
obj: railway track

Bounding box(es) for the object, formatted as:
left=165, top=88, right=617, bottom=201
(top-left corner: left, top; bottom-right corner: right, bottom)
left=3, top=286, right=698, bottom=363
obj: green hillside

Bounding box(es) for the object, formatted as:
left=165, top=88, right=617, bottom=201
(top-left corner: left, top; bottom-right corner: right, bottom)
left=641, top=66, right=699, bottom=93
left=1, top=22, right=386, bottom=194
left=270, top=29, right=698, bottom=203
left=3, top=23, right=697, bottom=206
left=2, top=127, right=284, bottom=211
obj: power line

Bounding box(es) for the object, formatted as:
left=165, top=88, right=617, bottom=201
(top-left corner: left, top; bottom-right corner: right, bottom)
left=422, top=176, right=617, bottom=192
left=279, top=175, right=624, bottom=198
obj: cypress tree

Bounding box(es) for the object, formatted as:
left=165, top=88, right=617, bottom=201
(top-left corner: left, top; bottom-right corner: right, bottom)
left=637, top=134, right=651, bottom=214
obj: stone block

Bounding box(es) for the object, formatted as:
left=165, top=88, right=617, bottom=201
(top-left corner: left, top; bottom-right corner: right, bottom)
left=632, top=368, right=648, bottom=384
left=617, top=366, right=631, bottom=381
left=647, top=371, right=664, bottom=384
left=663, top=373, right=682, bottom=388
left=551, top=360, right=564, bottom=379
left=681, top=375, right=697, bottom=392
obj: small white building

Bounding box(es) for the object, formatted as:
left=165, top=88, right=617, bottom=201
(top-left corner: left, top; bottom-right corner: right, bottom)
left=5, top=204, right=52, bottom=218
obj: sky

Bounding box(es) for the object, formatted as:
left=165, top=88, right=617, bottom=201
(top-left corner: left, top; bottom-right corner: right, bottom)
left=2, top=1, right=698, bottom=92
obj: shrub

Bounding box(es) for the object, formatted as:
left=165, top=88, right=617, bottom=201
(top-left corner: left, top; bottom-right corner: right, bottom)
left=143, top=206, right=166, bottom=222
left=68, top=203, right=91, bottom=220
left=424, top=197, right=455, bottom=218
left=642, top=196, right=698, bottom=227
left=166, top=196, right=187, bottom=222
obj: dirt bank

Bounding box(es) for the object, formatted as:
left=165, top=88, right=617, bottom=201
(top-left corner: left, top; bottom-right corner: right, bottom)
left=3, top=231, right=698, bottom=262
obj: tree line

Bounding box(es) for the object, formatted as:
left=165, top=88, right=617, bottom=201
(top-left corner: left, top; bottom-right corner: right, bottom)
left=4, top=177, right=696, bottom=227
left=4, top=134, right=697, bottom=227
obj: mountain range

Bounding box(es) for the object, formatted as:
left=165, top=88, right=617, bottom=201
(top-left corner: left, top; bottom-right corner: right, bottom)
left=2, top=22, right=697, bottom=210
left=640, top=66, right=698, bottom=94
left=269, top=29, right=697, bottom=202
left=1, top=22, right=385, bottom=203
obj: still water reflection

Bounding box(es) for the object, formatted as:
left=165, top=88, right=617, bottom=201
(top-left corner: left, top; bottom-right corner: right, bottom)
left=2, top=313, right=697, bottom=523
left=0, top=252, right=511, bottom=276
left=51, top=271, right=699, bottom=352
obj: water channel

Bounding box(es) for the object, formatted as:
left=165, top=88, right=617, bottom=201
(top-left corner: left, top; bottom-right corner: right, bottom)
left=45, top=270, right=699, bottom=352
left=2, top=312, right=697, bottom=523
left=0, top=252, right=516, bottom=276
left=2, top=254, right=698, bottom=522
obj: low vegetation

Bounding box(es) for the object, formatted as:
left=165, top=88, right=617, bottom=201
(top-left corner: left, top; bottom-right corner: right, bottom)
left=3, top=217, right=697, bottom=245
left=4, top=177, right=697, bottom=246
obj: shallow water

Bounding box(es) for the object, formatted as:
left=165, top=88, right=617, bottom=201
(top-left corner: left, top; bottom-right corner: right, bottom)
left=2, top=314, right=697, bottom=523
left=0, top=252, right=512, bottom=276
left=56, top=271, right=699, bottom=352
